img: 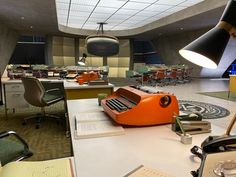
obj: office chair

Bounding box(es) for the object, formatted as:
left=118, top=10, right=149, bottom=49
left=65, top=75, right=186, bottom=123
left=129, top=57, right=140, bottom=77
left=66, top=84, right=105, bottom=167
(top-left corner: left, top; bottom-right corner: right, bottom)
left=0, top=131, right=33, bottom=166
left=21, top=77, right=65, bottom=129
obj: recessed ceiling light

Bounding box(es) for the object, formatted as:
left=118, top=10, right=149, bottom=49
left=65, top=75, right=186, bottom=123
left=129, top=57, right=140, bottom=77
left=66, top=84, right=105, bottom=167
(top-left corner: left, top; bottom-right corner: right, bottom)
left=20, top=16, right=25, bottom=20
left=180, top=27, right=184, bottom=30
left=30, top=26, right=33, bottom=29
left=55, top=0, right=204, bottom=31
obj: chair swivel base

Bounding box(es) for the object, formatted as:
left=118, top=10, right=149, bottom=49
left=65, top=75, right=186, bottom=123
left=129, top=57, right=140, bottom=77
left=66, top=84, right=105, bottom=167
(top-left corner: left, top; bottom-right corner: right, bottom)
left=22, top=113, right=63, bottom=129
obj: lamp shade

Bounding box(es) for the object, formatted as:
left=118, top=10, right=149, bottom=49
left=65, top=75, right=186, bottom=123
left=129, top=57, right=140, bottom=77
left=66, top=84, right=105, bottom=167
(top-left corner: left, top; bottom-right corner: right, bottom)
left=179, top=0, right=236, bottom=69
left=78, top=61, right=85, bottom=66
left=179, top=27, right=230, bottom=69
left=86, top=35, right=119, bottom=57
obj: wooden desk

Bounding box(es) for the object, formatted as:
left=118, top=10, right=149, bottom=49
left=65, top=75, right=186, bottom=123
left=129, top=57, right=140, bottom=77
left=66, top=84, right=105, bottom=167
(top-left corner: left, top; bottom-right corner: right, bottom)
left=63, top=81, right=114, bottom=100
left=67, top=99, right=226, bottom=177
left=229, top=75, right=236, bottom=97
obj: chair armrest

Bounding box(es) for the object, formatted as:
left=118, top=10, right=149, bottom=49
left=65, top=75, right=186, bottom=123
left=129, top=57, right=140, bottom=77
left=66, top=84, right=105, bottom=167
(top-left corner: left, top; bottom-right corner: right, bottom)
left=45, top=88, right=61, bottom=93
left=0, top=131, right=30, bottom=149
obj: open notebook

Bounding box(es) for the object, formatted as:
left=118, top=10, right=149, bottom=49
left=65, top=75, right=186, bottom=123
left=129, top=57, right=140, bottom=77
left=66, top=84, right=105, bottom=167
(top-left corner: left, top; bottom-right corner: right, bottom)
left=0, top=158, right=74, bottom=177
left=74, top=111, right=125, bottom=139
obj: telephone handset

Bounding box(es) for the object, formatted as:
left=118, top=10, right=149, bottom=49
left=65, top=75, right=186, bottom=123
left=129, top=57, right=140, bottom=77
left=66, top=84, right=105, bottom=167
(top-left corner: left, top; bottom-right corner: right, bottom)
left=201, top=113, right=236, bottom=153
left=190, top=114, right=236, bottom=177
left=201, top=135, right=236, bottom=153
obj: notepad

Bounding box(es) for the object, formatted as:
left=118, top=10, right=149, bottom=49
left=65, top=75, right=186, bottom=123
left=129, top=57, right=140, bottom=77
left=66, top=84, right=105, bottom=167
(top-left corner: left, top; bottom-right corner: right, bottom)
left=75, top=111, right=125, bottom=139
left=0, top=158, right=74, bottom=177
left=124, top=165, right=176, bottom=177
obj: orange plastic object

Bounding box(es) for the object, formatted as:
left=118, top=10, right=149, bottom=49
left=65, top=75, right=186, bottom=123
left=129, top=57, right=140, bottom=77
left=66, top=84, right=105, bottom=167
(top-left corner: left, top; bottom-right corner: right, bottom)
left=78, top=78, right=84, bottom=85
left=77, top=71, right=99, bottom=82
left=101, top=86, right=179, bottom=126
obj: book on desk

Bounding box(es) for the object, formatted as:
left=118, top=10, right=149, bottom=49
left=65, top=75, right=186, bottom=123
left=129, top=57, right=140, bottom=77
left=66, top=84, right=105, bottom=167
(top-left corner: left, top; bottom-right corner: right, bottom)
left=0, top=158, right=74, bottom=177
left=74, top=111, right=125, bottom=139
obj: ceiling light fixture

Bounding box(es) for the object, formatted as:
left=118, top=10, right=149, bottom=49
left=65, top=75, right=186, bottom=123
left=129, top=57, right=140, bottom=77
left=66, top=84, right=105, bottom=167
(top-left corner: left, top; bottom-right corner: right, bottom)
left=179, top=0, right=236, bottom=69
left=85, top=22, right=119, bottom=57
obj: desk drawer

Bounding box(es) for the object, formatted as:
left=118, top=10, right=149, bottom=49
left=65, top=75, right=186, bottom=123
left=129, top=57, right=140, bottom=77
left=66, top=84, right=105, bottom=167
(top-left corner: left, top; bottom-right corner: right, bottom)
left=5, top=92, right=29, bottom=108
left=5, top=83, right=24, bottom=92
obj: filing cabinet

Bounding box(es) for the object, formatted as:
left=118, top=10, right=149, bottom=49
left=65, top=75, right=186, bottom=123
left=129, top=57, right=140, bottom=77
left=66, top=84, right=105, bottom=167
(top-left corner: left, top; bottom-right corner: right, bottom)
left=4, top=83, right=29, bottom=113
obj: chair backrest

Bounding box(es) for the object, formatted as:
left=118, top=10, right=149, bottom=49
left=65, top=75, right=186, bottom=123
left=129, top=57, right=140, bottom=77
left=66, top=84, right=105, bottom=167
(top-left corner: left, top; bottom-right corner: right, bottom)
left=21, top=77, right=46, bottom=107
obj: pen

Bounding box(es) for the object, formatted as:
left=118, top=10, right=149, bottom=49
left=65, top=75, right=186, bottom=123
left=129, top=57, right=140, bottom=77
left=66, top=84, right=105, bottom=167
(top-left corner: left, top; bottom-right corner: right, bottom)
left=176, top=117, right=186, bottom=136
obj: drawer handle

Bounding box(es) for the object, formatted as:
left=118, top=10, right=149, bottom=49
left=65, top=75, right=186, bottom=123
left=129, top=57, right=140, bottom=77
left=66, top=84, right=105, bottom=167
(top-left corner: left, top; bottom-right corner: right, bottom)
left=12, top=86, right=20, bottom=88
left=12, top=94, right=21, bottom=96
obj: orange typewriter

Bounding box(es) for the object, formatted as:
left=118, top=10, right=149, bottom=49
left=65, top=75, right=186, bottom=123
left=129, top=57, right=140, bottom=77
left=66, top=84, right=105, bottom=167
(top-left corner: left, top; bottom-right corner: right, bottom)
left=76, top=71, right=100, bottom=82
left=101, top=86, right=179, bottom=126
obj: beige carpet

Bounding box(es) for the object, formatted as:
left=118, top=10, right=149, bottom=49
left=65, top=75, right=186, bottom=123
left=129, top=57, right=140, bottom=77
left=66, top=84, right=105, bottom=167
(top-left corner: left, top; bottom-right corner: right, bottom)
left=0, top=101, right=72, bottom=161
left=198, top=91, right=236, bottom=102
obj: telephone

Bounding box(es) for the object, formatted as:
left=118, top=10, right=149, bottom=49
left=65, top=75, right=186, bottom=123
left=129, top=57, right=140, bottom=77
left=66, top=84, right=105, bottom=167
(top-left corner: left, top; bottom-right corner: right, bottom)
left=190, top=114, right=236, bottom=177
left=201, top=135, right=236, bottom=153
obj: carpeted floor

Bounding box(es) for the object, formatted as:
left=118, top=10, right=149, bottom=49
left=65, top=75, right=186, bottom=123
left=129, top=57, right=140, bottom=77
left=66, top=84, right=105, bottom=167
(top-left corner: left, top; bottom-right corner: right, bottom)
left=0, top=101, right=72, bottom=161
left=198, top=91, right=236, bottom=102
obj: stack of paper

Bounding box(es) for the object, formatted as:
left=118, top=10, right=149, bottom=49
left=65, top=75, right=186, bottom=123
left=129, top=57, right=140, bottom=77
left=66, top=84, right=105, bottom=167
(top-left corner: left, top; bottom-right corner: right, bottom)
left=74, top=111, right=125, bottom=139
left=0, top=158, right=74, bottom=177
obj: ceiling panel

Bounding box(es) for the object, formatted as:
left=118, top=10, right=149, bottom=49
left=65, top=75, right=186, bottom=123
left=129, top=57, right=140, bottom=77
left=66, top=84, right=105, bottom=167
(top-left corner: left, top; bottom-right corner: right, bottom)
left=114, top=9, right=139, bottom=16
left=56, top=2, right=69, bottom=10
left=57, top=9, right=68, bottom=15
left=70, top=0, right=99, bottom=6
left=130, top=0, right=157, bottom=3
left=93, top=7, right=118, bottom=14
left=98, top=0, right=127, bottom=8
left=122, top=2, right=151, bottom=10
left=56, top=0, right=206, bottom=31
left=145, top=4, right=172, bottom=12
left=90, top=12, right=111, bottom=19
left=70, top=4, right=94, bottom=12
left=155, top=0, right=186, bottom=6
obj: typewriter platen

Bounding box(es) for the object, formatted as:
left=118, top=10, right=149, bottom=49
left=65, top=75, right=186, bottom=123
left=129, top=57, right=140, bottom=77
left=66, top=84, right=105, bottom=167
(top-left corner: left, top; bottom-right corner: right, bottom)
left=101, top=86, right=179, bottom=126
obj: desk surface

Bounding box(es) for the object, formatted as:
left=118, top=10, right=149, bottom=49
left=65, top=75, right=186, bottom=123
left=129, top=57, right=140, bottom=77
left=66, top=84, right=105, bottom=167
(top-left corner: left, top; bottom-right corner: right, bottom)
left=1, top=77, right=64, bottom=84
left=63, top=80, right=114, bottom=89
left=67, top=99, right=225, bottom=177
left=2, top=78, right=114, bottom=89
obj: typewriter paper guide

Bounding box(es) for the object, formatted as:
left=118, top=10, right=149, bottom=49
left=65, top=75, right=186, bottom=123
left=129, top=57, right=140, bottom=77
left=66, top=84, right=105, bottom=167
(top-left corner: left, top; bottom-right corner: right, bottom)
left=101, top=86, right=179, bottom=126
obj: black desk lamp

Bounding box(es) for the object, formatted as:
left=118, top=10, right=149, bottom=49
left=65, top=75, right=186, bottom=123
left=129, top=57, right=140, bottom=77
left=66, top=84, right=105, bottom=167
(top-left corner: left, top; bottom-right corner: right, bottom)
left=179, top=0, right=236, bottom=69
left=78, top=53, right=87, bottom=66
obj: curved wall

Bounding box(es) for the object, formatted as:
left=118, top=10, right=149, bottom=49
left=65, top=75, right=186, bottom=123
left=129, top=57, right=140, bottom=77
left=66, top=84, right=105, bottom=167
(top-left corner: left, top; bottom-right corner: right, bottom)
left=152, top=28, right=236, bottom=78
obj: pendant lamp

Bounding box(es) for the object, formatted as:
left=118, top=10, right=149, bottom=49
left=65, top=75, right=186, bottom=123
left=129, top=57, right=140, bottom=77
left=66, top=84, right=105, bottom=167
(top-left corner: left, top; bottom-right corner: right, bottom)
left=179, top=0, right=236, bottom=69
left=86, top=22, right=119, bottom=57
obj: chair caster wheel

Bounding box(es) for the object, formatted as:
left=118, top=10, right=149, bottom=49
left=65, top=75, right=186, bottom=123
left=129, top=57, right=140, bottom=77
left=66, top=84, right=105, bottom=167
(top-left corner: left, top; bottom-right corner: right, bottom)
left=35, top=125, right=40, bottom=129
left=22, top=121, right=27, bottom=126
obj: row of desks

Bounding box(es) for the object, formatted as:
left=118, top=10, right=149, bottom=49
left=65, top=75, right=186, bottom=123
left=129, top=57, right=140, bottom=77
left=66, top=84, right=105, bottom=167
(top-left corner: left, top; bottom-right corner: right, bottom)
left=2, top=78, right=114, bottom=100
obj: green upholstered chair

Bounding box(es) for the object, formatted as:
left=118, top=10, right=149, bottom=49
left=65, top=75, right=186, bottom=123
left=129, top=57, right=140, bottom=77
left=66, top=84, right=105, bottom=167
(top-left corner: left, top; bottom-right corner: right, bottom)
left=0, top=131, right=33, bottom=166
left=21, top=77, right=65, bottom=129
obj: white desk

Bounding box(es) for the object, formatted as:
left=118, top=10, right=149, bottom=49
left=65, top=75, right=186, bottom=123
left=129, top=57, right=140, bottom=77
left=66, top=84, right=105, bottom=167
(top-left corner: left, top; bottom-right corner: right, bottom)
left=63, top=81, right=114, bottom=100
left=67, top=99, right=226, bottom=177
